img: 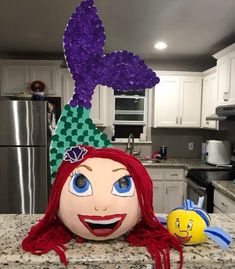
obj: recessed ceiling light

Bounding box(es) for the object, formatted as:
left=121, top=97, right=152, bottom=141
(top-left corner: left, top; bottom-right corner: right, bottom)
left=154, top=41, right=168, bottom=50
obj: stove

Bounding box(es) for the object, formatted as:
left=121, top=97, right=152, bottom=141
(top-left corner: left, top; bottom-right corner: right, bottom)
left=186, top=168, right=232, bottom=213
left=187, top=169, right=232, bottom=186
left=186, top=149, right=235, bottom=213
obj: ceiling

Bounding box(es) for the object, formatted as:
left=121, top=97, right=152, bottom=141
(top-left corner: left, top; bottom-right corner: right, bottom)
left=0, top=0, right=235, bottom=71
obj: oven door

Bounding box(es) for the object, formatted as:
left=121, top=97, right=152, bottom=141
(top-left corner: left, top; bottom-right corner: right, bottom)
left=186, top=178, right=208, bottom=211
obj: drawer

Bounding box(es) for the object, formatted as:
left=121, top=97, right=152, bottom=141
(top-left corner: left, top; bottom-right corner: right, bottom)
left=145, top=168, right=164, bottom=180
left=214, top=189, right=235, bottom=213
left=165, top=169, right=184, bottom=181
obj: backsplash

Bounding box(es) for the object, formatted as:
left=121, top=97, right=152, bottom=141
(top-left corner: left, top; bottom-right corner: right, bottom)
left=151, top=128, right=220, bottom=159
left=103, top=123, right=235, bottom=159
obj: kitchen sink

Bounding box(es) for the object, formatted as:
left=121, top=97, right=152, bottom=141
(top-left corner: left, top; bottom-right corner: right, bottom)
left=137, top=158, right=162, bottom=164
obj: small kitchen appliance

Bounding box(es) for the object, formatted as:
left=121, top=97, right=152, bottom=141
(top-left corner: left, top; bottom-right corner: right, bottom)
left=160, top=145, right=167, bottom=159
left=206, top=140, right=231, bottom=166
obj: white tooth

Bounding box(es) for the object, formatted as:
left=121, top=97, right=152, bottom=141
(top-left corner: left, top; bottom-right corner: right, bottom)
left=84, top=217, right=121, bottom=225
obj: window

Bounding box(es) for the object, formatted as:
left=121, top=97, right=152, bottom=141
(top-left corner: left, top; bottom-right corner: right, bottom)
left=114, top=125, right=144, bottom=139
left=113, top=90, right=147, bottom=140
left=113, top=90, right=146, bottom=125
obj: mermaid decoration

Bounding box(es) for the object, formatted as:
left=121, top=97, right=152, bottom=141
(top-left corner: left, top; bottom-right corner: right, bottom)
left=49, top=0, right=159, bottom=182
left=22, top=1, right=183, bottom=268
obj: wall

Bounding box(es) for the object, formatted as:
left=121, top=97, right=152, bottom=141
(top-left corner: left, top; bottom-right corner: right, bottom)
left=112, top=142, right=152, bottom=157
left=151, top=127, right=218, bottom=159
left=151, top=121, right=235, bottom=159
left=145, top=58, right=216, bottom=72
left=102, top=123, right=234, bottom=159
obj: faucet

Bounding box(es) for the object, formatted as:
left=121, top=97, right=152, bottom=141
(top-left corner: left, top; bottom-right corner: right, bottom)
left=126, top=133, right=135, bottom=155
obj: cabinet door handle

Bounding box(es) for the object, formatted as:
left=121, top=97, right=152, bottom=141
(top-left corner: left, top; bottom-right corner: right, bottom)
left=180, top=117, right=182, bottom=125
left=170, top=174, right=179, bottom=176
left=224, top=92, right=229, bottom=101
left=206, top=121, right=209, bottom=125
left=176, top=117, right=178, bottom=124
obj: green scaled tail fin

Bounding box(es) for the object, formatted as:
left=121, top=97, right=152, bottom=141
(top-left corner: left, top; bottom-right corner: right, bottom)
left=49, top=104, right=111, bottom=183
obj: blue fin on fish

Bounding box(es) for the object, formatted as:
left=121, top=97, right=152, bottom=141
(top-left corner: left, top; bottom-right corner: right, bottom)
left=183, top=199, right=196, bottom=210
left=204, top=226, right=232, bottom=249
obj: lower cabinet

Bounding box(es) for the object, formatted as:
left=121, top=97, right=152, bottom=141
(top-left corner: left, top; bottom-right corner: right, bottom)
left=146, top=167, right=185, bottom=213
left=214, top=189, right=235, bottom=213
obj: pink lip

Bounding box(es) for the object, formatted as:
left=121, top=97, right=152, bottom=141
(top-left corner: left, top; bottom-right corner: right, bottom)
left=175, top=233, right=192, bottom=243
left=78, top=213, right=126, bottom=237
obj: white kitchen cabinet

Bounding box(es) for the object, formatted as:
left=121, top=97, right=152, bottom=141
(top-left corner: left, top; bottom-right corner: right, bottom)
left=61, top=69, right=107, bottom=126
left=213, top=43, right=235, bottom=106
left=154, top=76, right=180, bottom=127
left=153, top=72, right=202, bottom=128
left=152, top=181, right=164, bottom=213
left=228, top=50, right=235, bottom=104
left=201, top=67, right=218, bottom=129
left=214, top=189, right=235, bottom=213
left=1, top=65, right=29, bottom=95
left=164, top=181, right=184, bottom=212
left=180, top=77, right=202, bottom=127
left=147, top=167, right=184, bottom=213
left=0, top=60, right=62, bottom=96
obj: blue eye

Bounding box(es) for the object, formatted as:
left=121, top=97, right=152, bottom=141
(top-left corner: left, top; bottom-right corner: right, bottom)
left=69, top=172, right=92, bottom=196
left=112, top=176, right=134, bottom=197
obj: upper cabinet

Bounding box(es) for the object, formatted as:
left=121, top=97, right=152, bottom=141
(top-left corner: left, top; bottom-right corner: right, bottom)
left=61, top=69, right=108, bottom=126
left=0, top=60, right=62, bottom=96
left=201, top=67, right=218, bottom=130
left=152, top=72, right=202, bottom=128
left=213, top=43, right=235, bottom=106
left=153, top=75, right=180, bottom=127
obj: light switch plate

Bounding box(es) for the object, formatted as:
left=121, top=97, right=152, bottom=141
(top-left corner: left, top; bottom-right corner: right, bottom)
left=188, top=142, right=194, bottom=151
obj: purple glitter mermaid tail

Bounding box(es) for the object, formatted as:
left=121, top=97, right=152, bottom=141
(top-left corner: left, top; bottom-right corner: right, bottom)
left=63, top=0, right=160, bottom=108
left=49, top=0, right=160, bottom=181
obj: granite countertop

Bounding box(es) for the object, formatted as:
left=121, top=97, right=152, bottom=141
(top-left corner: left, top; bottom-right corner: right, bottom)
left=141, top=158, right=221, bottom=170
left=0, top=214, right=234, bottom=269
left=212, top=181, right=235, bottom=202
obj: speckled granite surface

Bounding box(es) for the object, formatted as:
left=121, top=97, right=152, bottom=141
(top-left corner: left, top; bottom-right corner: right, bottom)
left=141, top=158, right=223, bottom=170
left=0, top=214, right=234, bottom=268
left=212, top=181, right=235, bottom=202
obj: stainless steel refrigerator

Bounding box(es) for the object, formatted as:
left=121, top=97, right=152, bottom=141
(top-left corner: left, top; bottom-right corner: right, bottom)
left=0, top=99, right=48, bottom=213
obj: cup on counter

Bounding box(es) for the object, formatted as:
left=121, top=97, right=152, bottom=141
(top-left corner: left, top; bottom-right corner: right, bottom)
left=160, top=145, right=167, bottom=159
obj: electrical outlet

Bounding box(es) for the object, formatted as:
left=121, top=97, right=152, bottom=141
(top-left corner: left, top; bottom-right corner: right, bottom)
left=188, top=142, right=194, bottom=151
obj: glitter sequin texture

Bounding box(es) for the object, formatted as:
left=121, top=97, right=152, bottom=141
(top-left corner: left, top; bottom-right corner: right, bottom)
left=63, top=0, right=160, bottom=108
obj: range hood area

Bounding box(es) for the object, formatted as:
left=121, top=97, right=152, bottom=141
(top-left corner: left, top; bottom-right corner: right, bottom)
left=206, top=105, right=235, bottom=121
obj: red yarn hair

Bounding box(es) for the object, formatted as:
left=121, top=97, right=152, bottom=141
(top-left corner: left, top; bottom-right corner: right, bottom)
left=22, top=146, right=183, bottom=268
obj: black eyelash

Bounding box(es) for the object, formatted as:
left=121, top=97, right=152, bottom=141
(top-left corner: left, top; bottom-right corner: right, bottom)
left=69, top=171, right=78, bottom=178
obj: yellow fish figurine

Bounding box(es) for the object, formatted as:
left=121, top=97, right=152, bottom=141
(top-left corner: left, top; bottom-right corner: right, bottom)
left=162, top=199, right=232, bottom=249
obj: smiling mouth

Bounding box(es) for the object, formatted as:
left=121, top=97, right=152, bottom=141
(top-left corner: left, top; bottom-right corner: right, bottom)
left=78, top=214, right=127, bottom=237
left=175, top=233, right=192, bottom=243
